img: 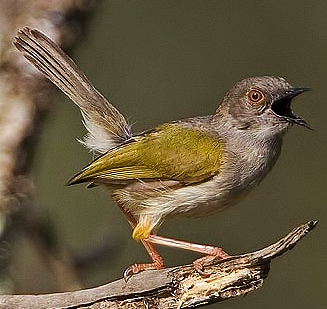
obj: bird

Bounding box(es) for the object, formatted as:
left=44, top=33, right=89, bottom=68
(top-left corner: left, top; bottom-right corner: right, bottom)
left=14, top=27, right=310, bottom=279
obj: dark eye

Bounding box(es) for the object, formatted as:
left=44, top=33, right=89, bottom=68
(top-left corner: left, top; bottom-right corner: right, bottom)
left=247, top=89, right=264, bottom=104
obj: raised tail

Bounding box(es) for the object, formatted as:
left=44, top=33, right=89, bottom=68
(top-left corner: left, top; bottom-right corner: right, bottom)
left=14, top=27, right=132, bottom=153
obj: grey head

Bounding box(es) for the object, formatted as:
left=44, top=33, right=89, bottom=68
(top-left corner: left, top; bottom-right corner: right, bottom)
left=216, top=76, right=310, bottom=133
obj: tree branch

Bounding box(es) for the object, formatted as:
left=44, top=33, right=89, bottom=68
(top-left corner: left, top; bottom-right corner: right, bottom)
left=0, top=220, right=317, bottom=309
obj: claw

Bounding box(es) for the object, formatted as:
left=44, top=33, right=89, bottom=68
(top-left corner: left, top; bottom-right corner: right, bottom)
left=123, top=260, right=165, bottom=282
left=123, top=264, right=138, bottom=282
left=193, top=260, right=211, bottom=277
left=193, top=249, right=230, bottom=277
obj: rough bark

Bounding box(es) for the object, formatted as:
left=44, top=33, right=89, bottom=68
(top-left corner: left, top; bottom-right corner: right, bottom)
left=0, top=221, right=317, bottom=309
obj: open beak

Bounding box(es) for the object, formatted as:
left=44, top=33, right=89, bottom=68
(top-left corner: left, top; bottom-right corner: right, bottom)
left=271, top=87, right=312, bottom=130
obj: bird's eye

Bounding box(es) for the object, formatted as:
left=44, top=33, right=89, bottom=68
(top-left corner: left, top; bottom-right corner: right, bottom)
left=247, top=89, right=264, bottom=105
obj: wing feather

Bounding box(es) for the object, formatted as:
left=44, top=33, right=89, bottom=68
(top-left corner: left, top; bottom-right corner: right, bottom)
left=68, top=124, right=224, bottom=185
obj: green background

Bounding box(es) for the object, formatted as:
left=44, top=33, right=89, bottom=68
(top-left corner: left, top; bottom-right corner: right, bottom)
left=18, top=1, right=326, bottom=308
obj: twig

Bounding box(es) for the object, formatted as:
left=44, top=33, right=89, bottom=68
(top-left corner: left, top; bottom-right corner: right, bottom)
left=0, top=220, right=317, bottom=309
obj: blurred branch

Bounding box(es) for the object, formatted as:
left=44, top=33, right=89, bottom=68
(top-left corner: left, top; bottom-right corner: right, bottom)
left=0, top=221, right=317, bottom=309
left=0, top=0, right=99, bottom=292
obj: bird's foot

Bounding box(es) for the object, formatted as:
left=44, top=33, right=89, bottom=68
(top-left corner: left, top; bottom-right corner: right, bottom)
left=193, top=247, right=230, bottom=276
left=123, top=259, right=165, bottom=282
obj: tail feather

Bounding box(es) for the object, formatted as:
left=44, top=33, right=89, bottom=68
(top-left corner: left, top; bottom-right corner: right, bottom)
left=14, top=27, right=132, bottom=153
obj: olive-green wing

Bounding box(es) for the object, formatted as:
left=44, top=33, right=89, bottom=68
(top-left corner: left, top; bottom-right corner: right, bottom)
left=68, top=124, right=224, bottom=185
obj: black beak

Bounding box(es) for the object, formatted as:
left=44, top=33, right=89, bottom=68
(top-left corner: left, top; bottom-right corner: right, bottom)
left=271, top=87, right=312, bottom=130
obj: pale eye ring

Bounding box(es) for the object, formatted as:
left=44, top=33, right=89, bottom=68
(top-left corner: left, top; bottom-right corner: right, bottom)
left=247, top=89, right=264, bottom=104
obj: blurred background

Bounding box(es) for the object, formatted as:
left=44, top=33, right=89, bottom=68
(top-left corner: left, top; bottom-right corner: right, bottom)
left=11, top=1, right=326, bottom=308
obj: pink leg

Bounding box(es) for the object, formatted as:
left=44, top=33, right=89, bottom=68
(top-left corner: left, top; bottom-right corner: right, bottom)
left=116, top=201, right=228, bottom=277
left=115, top=202, right=164, bottom=280
left=148, top=234, right=229, bottom=275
